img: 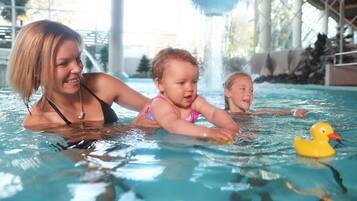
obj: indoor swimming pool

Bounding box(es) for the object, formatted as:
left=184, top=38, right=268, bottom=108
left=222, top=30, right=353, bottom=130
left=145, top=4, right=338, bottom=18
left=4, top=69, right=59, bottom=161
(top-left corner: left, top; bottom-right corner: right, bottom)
left=0, top=79, right=356, bottom=201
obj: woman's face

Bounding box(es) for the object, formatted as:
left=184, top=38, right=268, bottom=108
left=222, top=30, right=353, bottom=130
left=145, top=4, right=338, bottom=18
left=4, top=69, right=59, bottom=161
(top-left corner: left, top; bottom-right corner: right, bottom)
left=225, top=76, right=253, bottom=112
left=53, top=39, right=83, bottom=95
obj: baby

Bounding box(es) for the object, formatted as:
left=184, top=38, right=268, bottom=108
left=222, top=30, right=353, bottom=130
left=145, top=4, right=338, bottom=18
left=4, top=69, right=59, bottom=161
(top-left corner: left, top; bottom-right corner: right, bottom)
left=132, top=48, right=252, bottom=142
left=223, top=72, right=306, bottom=118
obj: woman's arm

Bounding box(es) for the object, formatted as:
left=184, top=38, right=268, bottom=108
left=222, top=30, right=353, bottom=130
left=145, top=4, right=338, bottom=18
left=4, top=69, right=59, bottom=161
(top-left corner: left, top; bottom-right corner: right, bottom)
left=84, top=73, right=149, bottom=112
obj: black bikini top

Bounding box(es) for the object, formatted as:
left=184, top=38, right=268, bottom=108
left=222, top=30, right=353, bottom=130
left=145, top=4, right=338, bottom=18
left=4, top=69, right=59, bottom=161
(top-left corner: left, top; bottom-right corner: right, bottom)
left=47, top=84, right=118, bottom=125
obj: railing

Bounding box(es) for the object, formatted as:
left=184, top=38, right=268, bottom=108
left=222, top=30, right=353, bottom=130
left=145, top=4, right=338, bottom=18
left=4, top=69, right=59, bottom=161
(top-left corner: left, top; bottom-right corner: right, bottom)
left=0, top=25, right=108, bottom=72
left=0, top=25, right=108, bottom=48
left=0, top=48, right=10, bottom=65
left=333, top=50, right=357, bottom=67
left=0, top=25, right=20, bottom=48
left=325, top=49, right=357, bottom=86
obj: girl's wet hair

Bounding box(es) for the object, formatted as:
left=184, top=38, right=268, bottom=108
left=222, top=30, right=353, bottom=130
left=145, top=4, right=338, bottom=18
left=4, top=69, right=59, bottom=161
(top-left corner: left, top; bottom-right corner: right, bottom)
left=151, top=47, right=198, bottom=80
left=7, top=20, right=82, bottom=111
left=223, top=72, right=252, bottom=111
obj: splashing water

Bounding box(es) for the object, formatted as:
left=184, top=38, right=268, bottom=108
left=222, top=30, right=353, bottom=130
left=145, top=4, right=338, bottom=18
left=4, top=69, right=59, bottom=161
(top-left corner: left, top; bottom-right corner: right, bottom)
left=203, top=16, right=225, bottom=90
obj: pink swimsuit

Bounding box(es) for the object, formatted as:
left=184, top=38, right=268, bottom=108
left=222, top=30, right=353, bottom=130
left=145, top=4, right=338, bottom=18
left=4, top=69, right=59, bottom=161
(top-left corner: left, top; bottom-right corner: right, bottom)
left=144, top=95, right=200, bottom=123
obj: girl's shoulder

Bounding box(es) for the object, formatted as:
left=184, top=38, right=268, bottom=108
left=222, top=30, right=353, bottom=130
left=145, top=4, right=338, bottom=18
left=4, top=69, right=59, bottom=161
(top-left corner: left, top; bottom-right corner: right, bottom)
left=150, top=95, right=172, bottom=108
left=150, top=95, right=179, bottom=115
left=192, top=95, right=205, bottom=104
left=190, top=95, right=208, bottom=109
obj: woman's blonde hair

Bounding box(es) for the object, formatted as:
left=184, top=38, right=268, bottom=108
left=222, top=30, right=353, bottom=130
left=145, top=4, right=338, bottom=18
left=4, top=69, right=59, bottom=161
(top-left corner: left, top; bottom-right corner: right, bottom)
left=223, top=72, right=252, bottom=110
left=7, top=20, right=82, bottom=111
left=151, top=47, right=198, bottom=80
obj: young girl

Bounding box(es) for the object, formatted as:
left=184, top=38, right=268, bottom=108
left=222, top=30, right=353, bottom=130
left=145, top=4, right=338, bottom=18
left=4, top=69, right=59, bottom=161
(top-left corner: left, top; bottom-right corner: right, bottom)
left=132, top=48, right=250, bottom=142
left=223, top=72, right=306, bottom=118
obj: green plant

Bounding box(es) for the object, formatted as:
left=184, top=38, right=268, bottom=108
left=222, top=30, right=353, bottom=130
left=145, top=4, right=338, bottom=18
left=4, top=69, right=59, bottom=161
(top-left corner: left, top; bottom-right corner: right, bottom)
left=136, top=55, right=150, bottom=73
left=223, top=56, right=246, bottom=75
left=255, top=33, right=331, bottom=84
left=265, top=54, right=275, bottom=75
left=85, top=45, right=94, bottom=72
left=100, top=44, right=108, bottom=72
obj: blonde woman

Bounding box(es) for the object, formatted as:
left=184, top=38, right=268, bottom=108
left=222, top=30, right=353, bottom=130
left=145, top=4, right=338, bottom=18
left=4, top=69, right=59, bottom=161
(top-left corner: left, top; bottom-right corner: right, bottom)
left=7, top=20, right=153, bottom=133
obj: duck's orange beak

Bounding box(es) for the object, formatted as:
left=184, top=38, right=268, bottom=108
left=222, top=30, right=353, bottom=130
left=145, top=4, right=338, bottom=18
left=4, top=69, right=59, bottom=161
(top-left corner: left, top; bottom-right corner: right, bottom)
left=328, top=133, right=341, bottom=140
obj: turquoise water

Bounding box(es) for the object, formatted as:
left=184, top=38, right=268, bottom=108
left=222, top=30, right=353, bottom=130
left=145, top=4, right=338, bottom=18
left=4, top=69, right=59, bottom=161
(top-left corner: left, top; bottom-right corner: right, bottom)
left=1, top=79, right=357, bottom=201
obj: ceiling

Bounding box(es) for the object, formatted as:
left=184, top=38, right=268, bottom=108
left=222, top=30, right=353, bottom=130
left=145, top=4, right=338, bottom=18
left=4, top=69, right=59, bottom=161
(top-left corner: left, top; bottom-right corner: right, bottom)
left=307, top=0, right=357, bottom=28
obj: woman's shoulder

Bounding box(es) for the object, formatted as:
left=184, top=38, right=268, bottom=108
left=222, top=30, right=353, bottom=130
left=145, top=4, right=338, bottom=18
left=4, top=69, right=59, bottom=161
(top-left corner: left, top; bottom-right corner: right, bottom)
left=23, top=108, right=56, bottom=130
left=81, top=72, right=131, bottom=104
left=23, top=100, right=66, bottom=130
left=82, top=72, right=112, bottom=83
left=82, top=72, right=124, bottom=81
left=82, top=72, right=125, bottom=89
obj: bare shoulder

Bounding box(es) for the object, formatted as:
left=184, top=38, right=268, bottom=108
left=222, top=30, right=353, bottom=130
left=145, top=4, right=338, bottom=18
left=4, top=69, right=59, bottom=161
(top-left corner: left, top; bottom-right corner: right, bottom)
left=81, top=72, right=127, bottom=102
left=191, top=95, right=209, bottom=110
left=82, top=72, right=125, bottom=89
left=151, top=96, right=172, bottom=109
left=150, top=96, right=178, bottom=116
left=193, top=95, right=206, bottom=104
left=23, top=108, right=52, bottom=130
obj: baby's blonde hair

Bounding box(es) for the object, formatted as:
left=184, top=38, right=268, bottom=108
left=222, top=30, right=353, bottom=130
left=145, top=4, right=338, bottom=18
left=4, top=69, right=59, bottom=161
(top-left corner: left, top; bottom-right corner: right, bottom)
left=223, top=72, right=252, bottom=110
left=7, top=20, right=82, bottom=111
left=151, top=47, right=198, bottom=80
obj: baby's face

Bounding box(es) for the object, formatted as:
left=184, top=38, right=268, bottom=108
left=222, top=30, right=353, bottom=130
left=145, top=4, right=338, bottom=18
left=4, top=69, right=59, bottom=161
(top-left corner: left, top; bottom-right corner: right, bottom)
left=157, top=60, right=199, bottom=108
left=225, top=76, right=253, bottom=112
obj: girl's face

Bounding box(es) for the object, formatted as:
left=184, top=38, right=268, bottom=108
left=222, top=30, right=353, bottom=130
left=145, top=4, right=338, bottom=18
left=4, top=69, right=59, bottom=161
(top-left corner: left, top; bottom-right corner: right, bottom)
left=53, top=39, right=83, bottom=95
left=156, top=60, right=198, bottom=109
left=225, top=76, right=253, bottom=112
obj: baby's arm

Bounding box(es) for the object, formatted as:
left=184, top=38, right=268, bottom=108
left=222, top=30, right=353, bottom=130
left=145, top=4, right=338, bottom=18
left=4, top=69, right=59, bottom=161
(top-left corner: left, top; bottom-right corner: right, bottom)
left=253, top=109, right=307, bottom=119
left=151, top=98, right=235, bottom=141
left=192, top=96, right=239, bottom=132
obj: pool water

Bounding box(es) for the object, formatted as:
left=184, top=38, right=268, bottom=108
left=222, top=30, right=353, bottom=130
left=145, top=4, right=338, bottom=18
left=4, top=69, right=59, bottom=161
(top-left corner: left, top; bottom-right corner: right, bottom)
left=1, top=79, right=357, bottom=201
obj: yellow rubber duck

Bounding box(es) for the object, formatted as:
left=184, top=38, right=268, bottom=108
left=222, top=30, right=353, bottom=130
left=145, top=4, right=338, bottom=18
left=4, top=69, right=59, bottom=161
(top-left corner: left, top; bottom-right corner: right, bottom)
left=294, top=122, right=341, bottom=158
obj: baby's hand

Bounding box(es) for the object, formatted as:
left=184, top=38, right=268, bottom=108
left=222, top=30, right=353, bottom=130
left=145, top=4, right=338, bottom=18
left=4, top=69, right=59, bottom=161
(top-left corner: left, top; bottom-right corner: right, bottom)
left=208, top=130, right=255, bottom=144
left=291, top=109, right=307, bottom=119
left=236, top=133, right=256, bottom=140
left=205, top=128, right=235, bottom=143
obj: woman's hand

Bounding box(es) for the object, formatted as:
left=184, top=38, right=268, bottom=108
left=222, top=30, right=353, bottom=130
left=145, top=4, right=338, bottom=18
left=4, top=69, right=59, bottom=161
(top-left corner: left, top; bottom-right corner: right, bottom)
left=131, top=113, right=161, bottom=128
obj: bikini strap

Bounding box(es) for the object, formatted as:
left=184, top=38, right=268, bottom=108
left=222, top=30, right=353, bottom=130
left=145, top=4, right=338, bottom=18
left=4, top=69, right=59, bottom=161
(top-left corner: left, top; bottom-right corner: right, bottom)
left=81, top=84, right=102, bottom=103
left=189, top=109, right=200, bottom=123
left=80, top=83, right=118, bottom=124
left=46, top=97, right=72, bottom=125
left=144, top=95, right=166, bottom=120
